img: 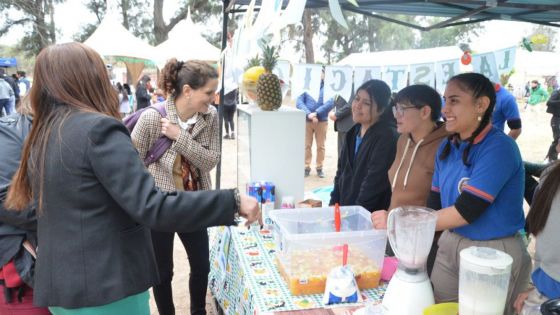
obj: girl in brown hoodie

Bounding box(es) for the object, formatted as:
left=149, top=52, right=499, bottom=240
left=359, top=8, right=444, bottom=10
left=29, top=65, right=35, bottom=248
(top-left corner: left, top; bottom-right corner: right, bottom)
left=372, top=84, right=448, bottom=227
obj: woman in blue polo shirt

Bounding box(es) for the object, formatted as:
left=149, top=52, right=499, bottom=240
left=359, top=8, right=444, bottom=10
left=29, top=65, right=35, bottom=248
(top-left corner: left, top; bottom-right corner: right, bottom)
left=428, top=73, right=531, bottom=314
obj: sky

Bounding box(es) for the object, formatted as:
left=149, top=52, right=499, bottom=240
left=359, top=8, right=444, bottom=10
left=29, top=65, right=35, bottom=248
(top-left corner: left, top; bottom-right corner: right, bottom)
left=1, top=1, right=554, bottom=59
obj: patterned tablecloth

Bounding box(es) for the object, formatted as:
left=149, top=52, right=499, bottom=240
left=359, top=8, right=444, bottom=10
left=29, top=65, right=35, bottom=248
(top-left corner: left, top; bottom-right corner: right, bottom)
left=208, top=226, right=387, bottom=315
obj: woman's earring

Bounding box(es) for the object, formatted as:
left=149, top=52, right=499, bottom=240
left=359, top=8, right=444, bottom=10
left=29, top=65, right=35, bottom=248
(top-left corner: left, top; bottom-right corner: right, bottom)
left=477, top=116, right=482, bottom=122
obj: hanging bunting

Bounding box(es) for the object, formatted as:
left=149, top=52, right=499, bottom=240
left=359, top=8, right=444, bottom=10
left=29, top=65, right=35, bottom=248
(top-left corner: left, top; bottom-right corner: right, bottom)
left=328, top=0, right=348, bottom=29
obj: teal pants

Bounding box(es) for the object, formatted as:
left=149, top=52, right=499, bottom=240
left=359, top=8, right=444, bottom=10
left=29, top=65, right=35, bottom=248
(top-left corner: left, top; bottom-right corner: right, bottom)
left=48, top=291, right=150, bottom=315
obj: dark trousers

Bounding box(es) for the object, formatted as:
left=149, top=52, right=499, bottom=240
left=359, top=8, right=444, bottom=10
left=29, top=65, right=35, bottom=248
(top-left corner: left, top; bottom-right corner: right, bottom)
left=223, top=105, right=236, bottom=135
left=151, top=229, right=210, bottom=315
left=0, top=284, right=51, bottom=315
left=0, top=98, right=11, bottom=117
left=547, top=115, right=560, bottom=161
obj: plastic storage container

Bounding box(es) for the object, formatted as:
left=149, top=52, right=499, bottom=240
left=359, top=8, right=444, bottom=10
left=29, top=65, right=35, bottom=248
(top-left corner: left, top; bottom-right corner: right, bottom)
left=459, top=246, right=513, bottom=315
left=269, top=206, right=387, bottom=295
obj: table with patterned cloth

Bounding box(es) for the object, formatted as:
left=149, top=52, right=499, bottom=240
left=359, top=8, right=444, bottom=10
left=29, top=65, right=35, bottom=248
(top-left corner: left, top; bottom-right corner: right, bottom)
left=208, top=226, right=387, bottom=315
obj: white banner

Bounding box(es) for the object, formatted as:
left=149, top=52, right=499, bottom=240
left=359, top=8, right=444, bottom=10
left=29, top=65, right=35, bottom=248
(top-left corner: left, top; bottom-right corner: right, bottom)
left=273, top=60, right=291, bottom=83
left=472, top=52, right=499, bottom=83
left=410, top=63, right=435, bottom=86
left=383, top=65, right=408, bottom=92
left=274, top=60, right=291, bottom=97
left=291, top=64, right=323, bottom=101
left=323, top=66, right=353, bottom=102
left=494, top=46, right=516, bottom=76
left=435, top=59, right=460, bottom=93
left=353, top=66, right=381, bottom=91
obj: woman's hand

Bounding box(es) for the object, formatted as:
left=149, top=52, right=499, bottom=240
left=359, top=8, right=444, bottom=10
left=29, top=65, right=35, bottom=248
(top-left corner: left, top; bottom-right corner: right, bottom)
left=372, top=210, right=388, bottom=229
left=514, top=289, right=531, bottom=314
left=239, top=194, right=261, bottom=227
left=160, top=118, right=180, bottom=141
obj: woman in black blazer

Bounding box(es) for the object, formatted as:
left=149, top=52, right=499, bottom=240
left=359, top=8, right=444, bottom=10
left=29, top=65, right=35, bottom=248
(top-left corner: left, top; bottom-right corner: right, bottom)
left=5, top=42, right=259, bottom=315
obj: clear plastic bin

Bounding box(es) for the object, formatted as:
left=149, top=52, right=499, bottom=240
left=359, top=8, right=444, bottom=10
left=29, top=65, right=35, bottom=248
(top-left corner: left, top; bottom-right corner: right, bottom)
left=269, top=206, right=387, bottom=295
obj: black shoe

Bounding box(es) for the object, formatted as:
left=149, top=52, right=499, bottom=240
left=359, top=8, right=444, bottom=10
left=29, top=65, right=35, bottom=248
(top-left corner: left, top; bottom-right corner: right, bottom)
left=304, top=168, right=311, bottom=177
left=224, top=134, right=230, bottom=139
left=317, top=169, right=325, bottom=178
left=230, top=133, right=235, bottom=140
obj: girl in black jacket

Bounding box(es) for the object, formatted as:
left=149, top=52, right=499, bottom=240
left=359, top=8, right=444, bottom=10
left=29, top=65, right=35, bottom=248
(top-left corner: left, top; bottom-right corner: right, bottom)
left=330, top=79, right=398, bottom=212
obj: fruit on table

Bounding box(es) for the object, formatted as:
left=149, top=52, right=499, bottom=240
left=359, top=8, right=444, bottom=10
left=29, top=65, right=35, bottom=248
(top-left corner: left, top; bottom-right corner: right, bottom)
left=256, top=45, right=283, bottom=111
left=242, top=66, right=265, bottom=102
left=277, top=247, right=381, bottom=296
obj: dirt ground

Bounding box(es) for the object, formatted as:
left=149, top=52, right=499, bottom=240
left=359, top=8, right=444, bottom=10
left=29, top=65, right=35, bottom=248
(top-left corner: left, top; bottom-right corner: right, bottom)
left=149, top=101, right=552, bottom=314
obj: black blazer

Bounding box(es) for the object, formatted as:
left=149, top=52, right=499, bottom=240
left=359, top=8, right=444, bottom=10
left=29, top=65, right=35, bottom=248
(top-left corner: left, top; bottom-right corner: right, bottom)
left=32, top=111, right=237, bottom=308
left=330, top=112, right=398, bottom=212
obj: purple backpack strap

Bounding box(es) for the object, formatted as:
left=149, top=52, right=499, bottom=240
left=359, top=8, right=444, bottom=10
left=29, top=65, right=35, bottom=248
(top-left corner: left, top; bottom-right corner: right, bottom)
left=144, top=102, right=172, bottom=166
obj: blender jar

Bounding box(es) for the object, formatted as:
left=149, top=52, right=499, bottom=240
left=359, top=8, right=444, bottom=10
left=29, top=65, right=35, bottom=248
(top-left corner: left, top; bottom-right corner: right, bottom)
left=459, top=246, right=513, bottom=315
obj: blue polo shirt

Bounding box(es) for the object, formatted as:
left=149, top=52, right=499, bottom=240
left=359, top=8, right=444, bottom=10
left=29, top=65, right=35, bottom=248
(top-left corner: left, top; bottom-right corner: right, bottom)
left=431, top=125, right=525, bottom=240
left=492, top=85, right=520, bottom=131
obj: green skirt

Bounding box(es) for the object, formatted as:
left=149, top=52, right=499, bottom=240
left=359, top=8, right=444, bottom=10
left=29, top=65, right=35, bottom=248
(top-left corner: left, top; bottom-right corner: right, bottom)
left=48, top=291, right=150, bottom=315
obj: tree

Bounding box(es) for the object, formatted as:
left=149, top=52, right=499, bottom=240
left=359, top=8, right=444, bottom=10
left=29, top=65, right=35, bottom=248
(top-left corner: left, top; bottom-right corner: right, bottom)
left=416, top=17, right=481, bottom=48
left=314, top=12, right=483, bottom=63
left=527, top=25, right=557, bottom=52
left=0, top=0, right=64, bottom=57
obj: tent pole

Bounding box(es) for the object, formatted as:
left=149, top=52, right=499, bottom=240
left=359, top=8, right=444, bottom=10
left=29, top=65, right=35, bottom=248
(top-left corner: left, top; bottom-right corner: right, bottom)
left=216, top=0, right=230, bottom=189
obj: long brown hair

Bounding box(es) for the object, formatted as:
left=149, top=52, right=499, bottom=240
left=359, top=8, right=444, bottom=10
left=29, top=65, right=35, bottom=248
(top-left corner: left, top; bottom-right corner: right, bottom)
left=527, top=161, right=560, bottom=235
left=5, top=42, right=120, bottom=211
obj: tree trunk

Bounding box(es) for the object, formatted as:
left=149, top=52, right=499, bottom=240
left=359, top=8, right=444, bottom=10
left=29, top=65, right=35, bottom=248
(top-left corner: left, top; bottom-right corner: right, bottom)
left=121, top=0, right=130, bottom=30
left=47, top=0, right=56, bottom=43
left=153, top=0, right=167, bottom=45
left=302, top=9, right=314, bottom=63
left=34, top=0, right=50, bottom=49
left=367, top=18, right=376, bottom=51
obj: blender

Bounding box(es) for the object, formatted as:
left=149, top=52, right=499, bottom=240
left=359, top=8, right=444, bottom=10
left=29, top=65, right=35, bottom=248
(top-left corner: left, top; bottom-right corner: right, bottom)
left=382, top=206, right=437, bottom=315
left=459, top=246, right=513, bottom=315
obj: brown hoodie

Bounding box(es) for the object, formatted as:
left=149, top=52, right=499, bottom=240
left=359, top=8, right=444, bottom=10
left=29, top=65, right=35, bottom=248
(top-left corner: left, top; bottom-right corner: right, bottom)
left=387, top=123, right=449, bottom=210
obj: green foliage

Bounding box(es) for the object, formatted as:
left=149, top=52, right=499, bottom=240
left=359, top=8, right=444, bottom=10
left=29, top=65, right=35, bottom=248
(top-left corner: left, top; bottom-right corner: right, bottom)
left=0, top=44, right=36, bottom=74
left=260, top=45, right=279, bottom=72
left=316, top=12, right=483, bottom=63
left=246, top=54, right=261, bottom=70
left=416, top=17, right=481, bottom=48
left=0, top=0, right=64, bottom=58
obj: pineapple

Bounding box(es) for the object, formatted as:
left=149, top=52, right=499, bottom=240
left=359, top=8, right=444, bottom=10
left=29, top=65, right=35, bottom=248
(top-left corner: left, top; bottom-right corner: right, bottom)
left=256, top=45, right=282, bottom=111
left=245, top=54, right=261, bottom=70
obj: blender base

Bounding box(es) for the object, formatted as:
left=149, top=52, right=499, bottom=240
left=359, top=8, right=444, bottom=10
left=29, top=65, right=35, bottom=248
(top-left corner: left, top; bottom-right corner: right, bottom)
left=382, top=272, right=435, bottom=315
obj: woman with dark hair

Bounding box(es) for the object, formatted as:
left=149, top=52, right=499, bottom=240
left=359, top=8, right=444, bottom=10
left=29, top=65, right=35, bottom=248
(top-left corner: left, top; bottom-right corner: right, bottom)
left=131, top=59, right=220, bottom=315
left=514, top=141, right=560, bottom=314
left=428, top=73, right=531, bottom=314
left=329, top=79, right=398, bottom=212
left=116, top=82, right=130, bottom=118
left=372, top=84, right=447, bottom=216
left=371, top=85, right=448, bottom=270
left=135, top=74, right=152, bottom=110
left=4, top=42, right=259, bottom=315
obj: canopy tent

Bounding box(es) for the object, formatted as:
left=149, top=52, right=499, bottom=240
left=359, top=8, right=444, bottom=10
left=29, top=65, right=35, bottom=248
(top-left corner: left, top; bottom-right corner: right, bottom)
left=211, top=0, right=560, bottom=188
left=84, top=14, right=157, bottom=84
left=0, top=57, right=17, bottom=68
left=228, top=0, right=560, bottom=31
left=154, top=11, right=221, bottom=67
left=336, top=46, right=464, bottom=67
